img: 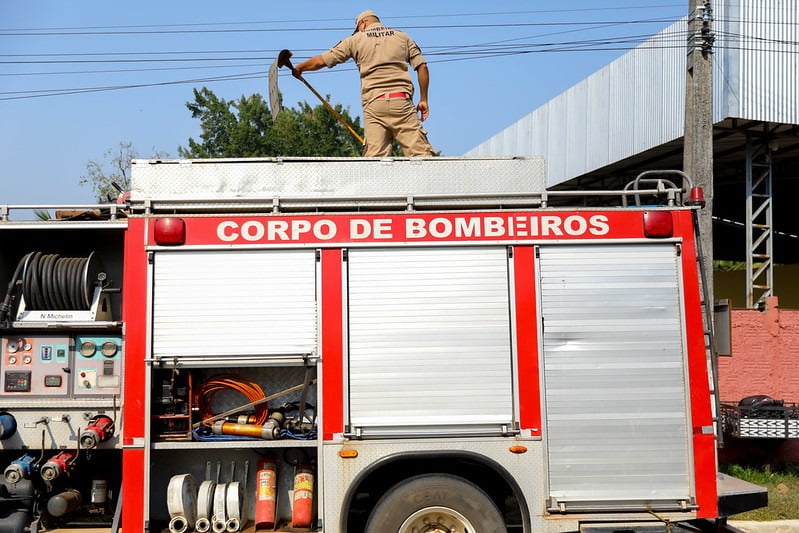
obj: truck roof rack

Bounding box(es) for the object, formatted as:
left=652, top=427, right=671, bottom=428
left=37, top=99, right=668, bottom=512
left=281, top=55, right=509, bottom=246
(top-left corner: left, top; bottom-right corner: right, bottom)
left=127, top=158, right=697, bottom=214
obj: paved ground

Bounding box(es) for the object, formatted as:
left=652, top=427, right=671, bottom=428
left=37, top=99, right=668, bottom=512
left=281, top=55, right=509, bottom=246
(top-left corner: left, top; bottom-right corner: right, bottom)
left=729, top=521, right=799, bottom=533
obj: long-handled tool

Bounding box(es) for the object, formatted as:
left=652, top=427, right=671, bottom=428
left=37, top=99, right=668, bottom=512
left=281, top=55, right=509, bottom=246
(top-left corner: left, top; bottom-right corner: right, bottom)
left=276, top=49, right=364, bottom=146
left=191, top=379, right=317, bottom=429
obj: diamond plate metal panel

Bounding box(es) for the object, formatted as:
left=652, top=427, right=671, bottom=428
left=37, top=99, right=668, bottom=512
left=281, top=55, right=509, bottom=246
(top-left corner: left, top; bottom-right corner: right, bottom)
left=130, top=157, right=545, bottom=201
left=321, top=439, right=559, bottom=532
left=321, top=438, right=698, bottom=533
left=738, top=419, right=799, bottom=439
left=0, top=404, right=121, bottom=449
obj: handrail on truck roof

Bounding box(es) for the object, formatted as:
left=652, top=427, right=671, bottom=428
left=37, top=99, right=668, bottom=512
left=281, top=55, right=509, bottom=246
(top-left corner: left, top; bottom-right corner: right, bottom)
left=1, top=170, right=702, bottom=219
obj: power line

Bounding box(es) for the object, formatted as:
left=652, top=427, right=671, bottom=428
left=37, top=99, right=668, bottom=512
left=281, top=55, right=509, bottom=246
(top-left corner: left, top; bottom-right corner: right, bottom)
left=0, top=56, right=273, bottom=65
left=0, top=48, right=319, bottom=58
left=0, top=70, right=265, bottom=101
left=0, top=29, right=694, bottom=67
left=0, top=6, right=685, bottom=32
left=2, top=36, right=792, bottom=100
left=1, top=20, right=796, bottom=102
left=0, top=18, right=683, bottom=37
left=0, top=62, right=269, bottom=77
left=0, top=40, right=745, bottom=102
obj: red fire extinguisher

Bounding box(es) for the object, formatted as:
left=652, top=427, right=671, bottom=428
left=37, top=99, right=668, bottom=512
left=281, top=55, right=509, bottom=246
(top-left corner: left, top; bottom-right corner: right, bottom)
left=292, top=465, right=314, bottom=528
left=254, top=457, right=277, bottom=530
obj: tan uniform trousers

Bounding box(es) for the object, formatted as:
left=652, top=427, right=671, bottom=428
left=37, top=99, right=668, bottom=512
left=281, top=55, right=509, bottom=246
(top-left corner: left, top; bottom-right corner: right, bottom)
left=362, top=95, right=435, bottom=157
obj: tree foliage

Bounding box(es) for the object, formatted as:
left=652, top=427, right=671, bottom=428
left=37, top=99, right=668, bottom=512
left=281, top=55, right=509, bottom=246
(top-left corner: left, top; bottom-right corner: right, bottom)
left=80, top=141, right=169, bottom=201
left=178, top=87, right=364, bottom=158
left=79, top=88, right=368, bottom=201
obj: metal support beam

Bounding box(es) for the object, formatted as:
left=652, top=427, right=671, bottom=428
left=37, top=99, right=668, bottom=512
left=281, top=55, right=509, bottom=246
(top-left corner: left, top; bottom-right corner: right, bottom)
left=745, top=131, right=774, bottom=308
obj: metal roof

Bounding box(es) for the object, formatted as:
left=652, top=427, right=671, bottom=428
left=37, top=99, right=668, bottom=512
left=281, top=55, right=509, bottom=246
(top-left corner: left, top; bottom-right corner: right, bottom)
left=466, top=0, right=799, bottom=262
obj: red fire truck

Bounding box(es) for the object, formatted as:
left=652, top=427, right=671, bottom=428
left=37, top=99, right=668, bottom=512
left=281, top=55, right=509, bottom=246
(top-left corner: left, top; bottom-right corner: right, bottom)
left=1, top=157, right=764, bottom=533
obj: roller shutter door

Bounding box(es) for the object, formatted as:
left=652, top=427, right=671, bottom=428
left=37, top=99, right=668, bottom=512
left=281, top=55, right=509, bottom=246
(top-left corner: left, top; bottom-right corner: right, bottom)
left=347, top=247, right=514, bottom=436
left=151, top=250, right=317, bottom=358
left=539, top=243, right=692, bottom=509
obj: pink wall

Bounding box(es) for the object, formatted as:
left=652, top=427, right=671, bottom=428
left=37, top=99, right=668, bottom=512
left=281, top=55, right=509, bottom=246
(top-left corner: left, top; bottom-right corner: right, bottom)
left=718, top=296, right=799, bottom=403
left=717, top=297, right=799, bottom=465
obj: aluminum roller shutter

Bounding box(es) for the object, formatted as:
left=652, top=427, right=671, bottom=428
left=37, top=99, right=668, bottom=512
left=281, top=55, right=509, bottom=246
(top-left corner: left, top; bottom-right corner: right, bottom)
left=539, top=244, right=692, bottom=507
left=347, top=247, right=514, bottom=435
left=152, top=250, right=317, bottom=358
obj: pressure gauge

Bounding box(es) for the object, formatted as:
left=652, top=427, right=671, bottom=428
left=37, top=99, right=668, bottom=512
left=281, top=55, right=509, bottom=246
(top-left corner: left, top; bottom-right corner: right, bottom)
left=22, top=342, right=32, bottom=351
left=101, top=340, right=118, bottom=357
left=79, top=340, right=97, bottom=357
left=6, top=340, right=19, bottom=353
left=7, top=356, right=16, bottom=365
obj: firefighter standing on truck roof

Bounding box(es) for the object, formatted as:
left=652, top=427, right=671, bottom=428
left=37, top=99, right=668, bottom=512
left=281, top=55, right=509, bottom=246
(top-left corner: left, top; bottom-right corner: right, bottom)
left=292, top=9, right=435, bottom=158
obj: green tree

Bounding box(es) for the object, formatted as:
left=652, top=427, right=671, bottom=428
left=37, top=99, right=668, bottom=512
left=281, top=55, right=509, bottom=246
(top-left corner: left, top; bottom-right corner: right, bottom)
left=178, top=87, right=364, bottom=158
left=80, top=141, right=169, bottom=201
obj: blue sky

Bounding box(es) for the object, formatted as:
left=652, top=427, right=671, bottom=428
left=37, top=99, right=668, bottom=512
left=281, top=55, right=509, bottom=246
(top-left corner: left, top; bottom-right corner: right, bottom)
left=1, top=1, right=685, bottom=205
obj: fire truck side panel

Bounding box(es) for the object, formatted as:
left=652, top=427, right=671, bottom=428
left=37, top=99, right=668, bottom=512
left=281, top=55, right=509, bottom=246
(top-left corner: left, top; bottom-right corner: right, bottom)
left=677, top=218, right=719, bottom=518
left=325, top=232, right=712, bottom=531
left=117, top=155, right=722, bottom=533
left=320, top=248, right=345, bottom=440
left=538, top=243, right=692, bottom=509
left=121, top=216, right=148, bottom=532
left=513, top=246, right=543, bottom=435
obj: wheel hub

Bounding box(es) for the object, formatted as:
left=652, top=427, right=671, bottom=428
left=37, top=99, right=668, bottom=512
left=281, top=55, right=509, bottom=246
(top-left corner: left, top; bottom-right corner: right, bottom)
left=398, top=506, right=476, bottom=533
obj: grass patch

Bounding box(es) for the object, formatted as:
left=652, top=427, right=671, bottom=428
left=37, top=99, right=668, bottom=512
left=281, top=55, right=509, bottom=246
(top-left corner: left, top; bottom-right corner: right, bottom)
left=723, top=464, right=799, bottom=520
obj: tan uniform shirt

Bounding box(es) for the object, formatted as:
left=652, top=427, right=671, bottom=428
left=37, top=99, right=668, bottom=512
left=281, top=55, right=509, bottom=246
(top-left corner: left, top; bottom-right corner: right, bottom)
left=321, top=22, right=427, bottom=107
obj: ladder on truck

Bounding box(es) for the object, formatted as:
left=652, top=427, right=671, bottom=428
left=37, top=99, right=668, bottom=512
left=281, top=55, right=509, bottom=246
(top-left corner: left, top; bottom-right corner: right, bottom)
left=694, top=209, right=724, bottom=447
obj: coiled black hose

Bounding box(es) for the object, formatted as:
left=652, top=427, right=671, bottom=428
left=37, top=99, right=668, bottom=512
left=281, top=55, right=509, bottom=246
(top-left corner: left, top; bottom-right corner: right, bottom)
left=0, top=252, right=103, bottom=323
left=22, top=252, right=103, bottom=310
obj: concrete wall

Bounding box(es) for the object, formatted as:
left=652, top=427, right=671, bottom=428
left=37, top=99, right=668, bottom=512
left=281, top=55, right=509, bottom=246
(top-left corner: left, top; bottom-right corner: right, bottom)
left=718, top=297, right=799, bottom=464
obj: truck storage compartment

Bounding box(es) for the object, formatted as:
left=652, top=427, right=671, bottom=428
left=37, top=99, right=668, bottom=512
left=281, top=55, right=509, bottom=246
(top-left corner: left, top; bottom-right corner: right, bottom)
left=0, top=220, right=125, bottom=532
left=148, top=365, right=318, bottom=532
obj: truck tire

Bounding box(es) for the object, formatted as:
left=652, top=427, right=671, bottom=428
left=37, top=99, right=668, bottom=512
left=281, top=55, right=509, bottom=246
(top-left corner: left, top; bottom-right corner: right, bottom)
left=364, top=473, right=506, bottom=533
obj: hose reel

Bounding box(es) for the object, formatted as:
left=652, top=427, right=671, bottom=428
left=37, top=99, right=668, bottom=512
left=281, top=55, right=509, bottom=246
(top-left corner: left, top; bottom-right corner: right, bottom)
left=21, top=251, right=104, bottom=311
left=0, top=251, right=112, bottom=323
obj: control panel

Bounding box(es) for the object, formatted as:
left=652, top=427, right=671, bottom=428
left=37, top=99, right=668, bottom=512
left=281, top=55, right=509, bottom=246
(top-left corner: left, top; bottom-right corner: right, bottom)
left=73, top=336, right=123, bottom=396
left=1, top=336, right=70, bottom=396
left=0, top=335, right=122, bottom=397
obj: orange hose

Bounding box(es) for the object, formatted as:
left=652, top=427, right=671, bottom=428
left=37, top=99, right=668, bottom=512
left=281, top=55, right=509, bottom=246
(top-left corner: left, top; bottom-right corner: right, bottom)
left=194, top=374, right=268, bottom=425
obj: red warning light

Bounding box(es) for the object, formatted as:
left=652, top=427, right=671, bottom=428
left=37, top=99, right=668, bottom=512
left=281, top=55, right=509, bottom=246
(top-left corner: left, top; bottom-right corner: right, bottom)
left=643, top=211, right=674, bottom=238
left=154, top=218, right=186, bottom=246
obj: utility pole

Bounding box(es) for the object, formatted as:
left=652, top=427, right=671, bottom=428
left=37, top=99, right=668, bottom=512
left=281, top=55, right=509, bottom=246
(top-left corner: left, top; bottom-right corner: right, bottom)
left=684, top=0, right=720, bottom=444
left=684, top=0, right=715, bottom=294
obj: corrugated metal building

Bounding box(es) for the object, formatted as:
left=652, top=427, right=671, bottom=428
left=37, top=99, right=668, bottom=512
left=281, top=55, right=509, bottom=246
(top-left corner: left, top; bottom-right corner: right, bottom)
left=467, top=0, right=797, bottom=185
left=467, top=1, right=798, bottom=293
